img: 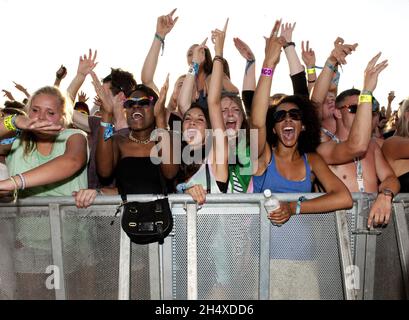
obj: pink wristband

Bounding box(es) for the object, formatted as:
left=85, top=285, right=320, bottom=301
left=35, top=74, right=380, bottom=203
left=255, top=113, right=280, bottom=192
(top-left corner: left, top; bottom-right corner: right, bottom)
left=261, top=67, right=274, bottom=77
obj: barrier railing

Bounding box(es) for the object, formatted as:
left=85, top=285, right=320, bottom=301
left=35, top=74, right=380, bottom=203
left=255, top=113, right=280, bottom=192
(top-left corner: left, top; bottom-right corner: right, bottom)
left=0, top=193, right=408, bottom=300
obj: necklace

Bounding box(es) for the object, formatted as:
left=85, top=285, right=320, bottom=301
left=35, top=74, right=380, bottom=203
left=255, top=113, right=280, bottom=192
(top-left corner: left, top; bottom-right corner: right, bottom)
left=128, top=132, right=151, bottom=144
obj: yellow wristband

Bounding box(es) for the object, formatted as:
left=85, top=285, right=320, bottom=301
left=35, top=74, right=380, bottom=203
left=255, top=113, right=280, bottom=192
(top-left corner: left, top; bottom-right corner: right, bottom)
left=359, top=94, right=373, bottom=104
left=3, top=115, right=16, bottom=131
left=307, top=68, right=316, bottom=75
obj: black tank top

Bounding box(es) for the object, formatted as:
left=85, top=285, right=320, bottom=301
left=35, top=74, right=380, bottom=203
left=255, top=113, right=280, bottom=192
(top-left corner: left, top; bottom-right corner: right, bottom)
left=115, top=157, right=163, bottom=195
left=398, top=171, right=409, bottom=193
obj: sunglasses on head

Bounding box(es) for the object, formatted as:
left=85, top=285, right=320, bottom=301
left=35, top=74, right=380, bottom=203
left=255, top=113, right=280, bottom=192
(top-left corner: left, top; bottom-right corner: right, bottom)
left=273, top=108, right=303, bottom=122
left=123, top=96, right=154, bottom=109
left=340, top=104, right=378, bottom=115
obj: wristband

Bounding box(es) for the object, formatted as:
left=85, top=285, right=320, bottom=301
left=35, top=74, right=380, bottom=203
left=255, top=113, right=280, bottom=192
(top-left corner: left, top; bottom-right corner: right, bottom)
left=306, top=67, right=316, bottom=75
left=326, top=62, right=337, bottom=73
left=4, top=115, right=17, bottom=131
left=359, top=95, right=373, bottom=104
left=154, top=33, right=165, bottom=56
left=188, top=62, right=199, bottom=76
left=361, top=89, right=373, bottom=96
left=100, top=121, right=114, bottom=141
left=213, top=55, right=224, bottom=63
left=308, top=79, right=316, bottom=84
left=295, top=196, right=306, bottom=215
left=245, top=59, right=255, bottom=74
left=17, top=173, right=26, bottom=190
left=261, top=67, right=274, bottom=77
left=283, top=41, right=295, bottom=49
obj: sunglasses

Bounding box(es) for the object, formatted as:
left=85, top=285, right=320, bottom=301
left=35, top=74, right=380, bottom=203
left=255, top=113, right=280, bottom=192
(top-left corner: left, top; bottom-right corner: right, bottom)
left=123, top=96, right=154, bottom=109
left=273, top=108, right=303, bottom=122
left=340, top=104, right=379, bottom=115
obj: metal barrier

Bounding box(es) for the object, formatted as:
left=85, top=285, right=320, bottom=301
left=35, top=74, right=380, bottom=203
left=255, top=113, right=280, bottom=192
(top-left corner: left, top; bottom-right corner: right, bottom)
left=0, top=193, right=408, bottom=300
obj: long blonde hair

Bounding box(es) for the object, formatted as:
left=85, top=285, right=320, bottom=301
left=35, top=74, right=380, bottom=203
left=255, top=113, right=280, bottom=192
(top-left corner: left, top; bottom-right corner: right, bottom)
left=395, top=99, right=409, bottom=137
left=21, top=86, right=72, bottom=156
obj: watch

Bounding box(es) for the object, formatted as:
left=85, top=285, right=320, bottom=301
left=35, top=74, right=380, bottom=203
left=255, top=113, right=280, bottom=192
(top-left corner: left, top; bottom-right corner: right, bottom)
left=380, top=188, right=394, bottom=200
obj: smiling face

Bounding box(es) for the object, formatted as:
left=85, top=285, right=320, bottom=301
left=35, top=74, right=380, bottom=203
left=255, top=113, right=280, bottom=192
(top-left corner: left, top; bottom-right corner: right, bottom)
left=125, top=90, right=155, bottom=131
left=322, top=92, right=336, bottom=120
left=182, top=107, right=208, bottom=146
left=273, top=102, right=303, bottom=148
left=221, top=96, right=244, bottom=138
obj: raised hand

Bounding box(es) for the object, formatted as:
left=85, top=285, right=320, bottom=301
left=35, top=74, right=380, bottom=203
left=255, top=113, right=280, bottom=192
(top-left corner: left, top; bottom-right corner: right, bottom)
left=90, top=71, right=114, bottom=114
left=13, top=81, right=27, bottom=93
left=2, top=89, right=14, bottom=101
left=94, top=95, right=103, bottom=108
left=264, top=20, right=286, bottom=66
left=154, top=74, right=170, bottom=125
left=56, top=65, right=67, bottom=80
left=280, top=22, right=296, bottom=43
left=363, top=52, right=388, bottom=92
left=387, top=91, right=395, bottom=103
left=233, top=37, right=255, bottom=61
left=78, top=91, right=89, bottom=103
left=211, top=18, right=229, bottom=57
left=156, top=8, right=179, bottom=38
left=301, top=40, right=316, bottom=67
left=329, top=37, right=358, bottom=65
left=192, top=38, right=208, bottom=64
left=77, top=49, right=98, bottom=77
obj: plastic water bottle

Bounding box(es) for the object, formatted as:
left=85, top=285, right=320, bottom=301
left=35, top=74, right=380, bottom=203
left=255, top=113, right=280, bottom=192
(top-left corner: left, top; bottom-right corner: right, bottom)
left=263, top=189, right=281, bottom=226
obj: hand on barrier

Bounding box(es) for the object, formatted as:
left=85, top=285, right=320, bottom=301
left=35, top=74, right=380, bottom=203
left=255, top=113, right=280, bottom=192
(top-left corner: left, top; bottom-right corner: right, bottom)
left=367, top=194, right=392, bottom=228
left=73, top=189, right=97, bottom=209
left=268, top=201, right=292, bottom=225
left=186, top=184, right=207, bottom=206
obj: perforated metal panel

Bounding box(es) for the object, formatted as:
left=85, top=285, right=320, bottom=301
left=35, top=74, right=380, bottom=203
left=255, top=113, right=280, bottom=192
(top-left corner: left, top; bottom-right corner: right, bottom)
left=171, top=206, right=187, bottom=300
left=269, top=212, right=344, bottom=300
left=130, top=243, right=151, bottom=300
left=0, top=207, right=55, bottom=299
left=62, top=206, right=120, bottom=300
left=373, top=211, right=406, bottom=299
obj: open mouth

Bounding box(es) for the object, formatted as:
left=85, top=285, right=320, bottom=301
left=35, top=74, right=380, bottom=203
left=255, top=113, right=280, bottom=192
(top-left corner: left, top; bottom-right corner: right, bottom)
left=282, top=126, right=295, bottom=140
left=225, top=120, right=237, bottom=130
left=132, top=112, right=144, bottom=120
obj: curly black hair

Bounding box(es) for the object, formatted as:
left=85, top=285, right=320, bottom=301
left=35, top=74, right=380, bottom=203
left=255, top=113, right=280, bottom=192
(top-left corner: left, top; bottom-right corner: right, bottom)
left=266, top=95, right=321, bottom=155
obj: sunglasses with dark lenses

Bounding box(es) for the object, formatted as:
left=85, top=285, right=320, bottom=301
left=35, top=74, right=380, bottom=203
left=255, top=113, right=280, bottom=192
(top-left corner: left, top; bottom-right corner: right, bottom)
left=273, top=108, right=303, bottom=122
left=123, top=96, right=154, bottom=109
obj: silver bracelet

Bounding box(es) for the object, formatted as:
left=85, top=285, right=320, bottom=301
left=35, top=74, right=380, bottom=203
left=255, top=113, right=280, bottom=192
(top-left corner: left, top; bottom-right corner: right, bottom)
left=16, top=173, right=26, bottom=190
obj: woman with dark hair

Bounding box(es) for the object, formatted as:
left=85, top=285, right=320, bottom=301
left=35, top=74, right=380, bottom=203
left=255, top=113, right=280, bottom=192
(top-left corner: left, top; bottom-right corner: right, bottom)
left=251, top=21, right=352, bottom=223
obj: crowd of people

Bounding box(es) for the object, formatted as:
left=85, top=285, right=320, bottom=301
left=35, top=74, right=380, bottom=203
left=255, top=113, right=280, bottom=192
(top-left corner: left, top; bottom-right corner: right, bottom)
left=1, top=10, right=406, bottom=228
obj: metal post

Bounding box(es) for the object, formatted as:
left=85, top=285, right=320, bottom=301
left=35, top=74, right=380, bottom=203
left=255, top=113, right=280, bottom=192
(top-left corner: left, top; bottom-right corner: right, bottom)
left=393, top=202, right=409, bottom=298
left=186, top=203, right=198, bottom=300
left=259, top=202, right=270, bottom=300
left=149, top=243, right=160, bottom=299
left=162, top=235, right=174, bottom=300
left=335, top=210, right=358, bottom=300
left=118, top=223, right=131, bottom=300
left=49, top=203, right=66, bottom=300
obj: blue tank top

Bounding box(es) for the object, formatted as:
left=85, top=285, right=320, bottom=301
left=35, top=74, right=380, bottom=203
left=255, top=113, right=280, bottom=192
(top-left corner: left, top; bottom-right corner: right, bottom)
left=253, top=152, right=314, bottom=261
left=253, top=152, right=312, bottom=193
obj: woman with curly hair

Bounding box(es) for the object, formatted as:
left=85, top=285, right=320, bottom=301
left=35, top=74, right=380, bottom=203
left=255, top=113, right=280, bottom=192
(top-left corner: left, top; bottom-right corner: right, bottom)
left=251, top=21, right=352, bottom=224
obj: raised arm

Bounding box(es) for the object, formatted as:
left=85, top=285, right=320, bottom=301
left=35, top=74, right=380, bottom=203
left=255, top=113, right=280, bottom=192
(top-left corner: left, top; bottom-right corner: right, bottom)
left=141, top=8, right=178, bottom=93
left=311, top=38, right=357, bottom=119
left=280, top=22, right=303, bottom=76
left=0, top=133, right=87, bottom=192
left=317, top=52, right=388, bottom=165
left=54, top=65, right=67, bottom=88
left=386, top=91, right=395, bottom=119
left=91, top=71, right=120, bottom=178
left=178, top=39, right=207, bottom=115
left=301, top=41, right=317, bottom=95
left=2, top=90, right=14, bottom=101
left=153, top=74, right=179, bottom=179
left=13, top=81, right=30, bottom=98
left=233, top=37, right=256, bottom=114
left=250, top=20, right=285, bottom=160
left=208, top=19, right=229, bottom=182
left=67, top=49, right=98, bottom=103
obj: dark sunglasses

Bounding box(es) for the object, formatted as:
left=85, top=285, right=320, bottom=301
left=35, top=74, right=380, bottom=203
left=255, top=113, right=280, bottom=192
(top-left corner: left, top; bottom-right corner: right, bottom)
left=273, top=108, right=303, bottom=122
left=123, top=96, right=154, bottom=109
left=340, top=104, right=378, bottom=115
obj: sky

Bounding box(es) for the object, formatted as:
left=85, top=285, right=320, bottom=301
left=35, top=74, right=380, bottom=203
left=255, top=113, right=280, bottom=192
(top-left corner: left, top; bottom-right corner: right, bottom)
left=0, top=0, right=408, bottom=111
